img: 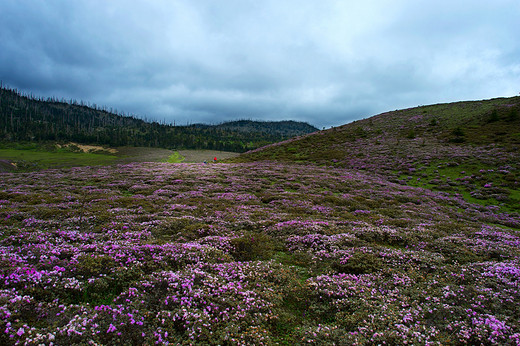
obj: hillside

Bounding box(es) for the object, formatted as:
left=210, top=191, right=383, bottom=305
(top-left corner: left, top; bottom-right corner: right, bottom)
left=0, top=86, right=317, bottom=152
left=231, top=96, right=520, bottom=212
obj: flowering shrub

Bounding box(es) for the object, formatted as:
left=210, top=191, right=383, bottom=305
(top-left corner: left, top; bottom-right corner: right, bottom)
left=0, top=161, right=519, bottom=344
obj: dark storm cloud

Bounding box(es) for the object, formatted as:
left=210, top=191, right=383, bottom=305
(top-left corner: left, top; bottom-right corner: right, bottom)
left=1, top=0, right=519, bottom=128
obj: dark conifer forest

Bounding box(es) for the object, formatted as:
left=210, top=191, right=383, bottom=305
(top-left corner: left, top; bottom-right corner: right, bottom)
left=0, top=86, right=317, bottom=152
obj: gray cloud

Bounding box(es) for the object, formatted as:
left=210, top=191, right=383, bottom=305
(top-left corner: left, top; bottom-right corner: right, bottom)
left=1, top=0, right=519, bottom=128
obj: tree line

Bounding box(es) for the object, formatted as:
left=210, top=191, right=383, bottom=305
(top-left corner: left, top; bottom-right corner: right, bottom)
left=0, top=86, right=317, bottom=152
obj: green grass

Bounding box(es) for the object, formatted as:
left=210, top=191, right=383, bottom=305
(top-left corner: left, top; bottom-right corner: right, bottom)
left=398, top=160, right=520, bottom=213
left=164, top=151, right=185, bottom=163
left=0, top=148, right=118, bottom=171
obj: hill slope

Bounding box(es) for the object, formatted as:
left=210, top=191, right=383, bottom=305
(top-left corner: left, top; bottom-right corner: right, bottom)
left=0, top=86, right=317, bottom=152
left=215, top=119, right=318, bottom=137
left=231, top=96, right=520, bottom=212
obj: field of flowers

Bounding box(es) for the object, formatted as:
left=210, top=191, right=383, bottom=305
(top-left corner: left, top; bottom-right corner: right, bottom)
left=1, top=161, right=519, bottom=344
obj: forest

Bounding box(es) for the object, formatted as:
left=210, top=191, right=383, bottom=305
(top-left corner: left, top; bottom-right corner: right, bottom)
left=0, top=86, right=317, bottom=152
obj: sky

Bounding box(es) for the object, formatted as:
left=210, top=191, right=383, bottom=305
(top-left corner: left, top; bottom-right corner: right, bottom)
left=1, top=1, right=519, bottom=128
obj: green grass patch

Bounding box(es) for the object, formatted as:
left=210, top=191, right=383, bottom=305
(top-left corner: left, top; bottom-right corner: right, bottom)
left=164, top=151, right=185, bottom=163
left=399, top=160, right=520, bottom=213
left=456, top=190, right=502, bottom=209
left=0, top=148, right=118, bottom=171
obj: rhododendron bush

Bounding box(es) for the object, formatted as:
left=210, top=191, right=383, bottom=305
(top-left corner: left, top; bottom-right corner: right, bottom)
left=0, top=162, right=519, bottom=344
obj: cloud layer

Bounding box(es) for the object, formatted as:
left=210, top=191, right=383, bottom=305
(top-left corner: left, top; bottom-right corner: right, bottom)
left=1, top=0, right=519, bottom=127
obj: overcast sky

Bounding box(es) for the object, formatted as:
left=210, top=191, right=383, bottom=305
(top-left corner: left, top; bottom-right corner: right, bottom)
left=1, top=1, right=519, bottom=128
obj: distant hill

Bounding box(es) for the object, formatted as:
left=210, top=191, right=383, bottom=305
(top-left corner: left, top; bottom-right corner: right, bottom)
left=189, top=119, right=318, bottom=138
left=231, top=96, right=520, bottom=212
left=0, top=86, right=317, bottom=152
left=216, top=120, right=318, bottom=137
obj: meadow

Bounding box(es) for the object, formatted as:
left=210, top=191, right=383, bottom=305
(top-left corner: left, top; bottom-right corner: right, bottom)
left=0, top=143, right=240, bottom=172
left=0, top=147, right=118, bottom=172
left=1, top=161, right=519, bottom=345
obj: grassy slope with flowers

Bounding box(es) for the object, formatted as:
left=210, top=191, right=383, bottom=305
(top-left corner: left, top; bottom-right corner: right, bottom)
left=231, top=96, right=520, bottom=214
left=0, top=97, right=519, bottom=345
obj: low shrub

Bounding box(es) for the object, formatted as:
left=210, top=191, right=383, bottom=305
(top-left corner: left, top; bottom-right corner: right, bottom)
left=333, top=251, right=385, bottom=274
left=229, top=232, right=277, bottom=261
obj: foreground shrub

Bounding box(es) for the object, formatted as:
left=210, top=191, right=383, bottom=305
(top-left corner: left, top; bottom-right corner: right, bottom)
left=229, top=232, right=277, bottom=262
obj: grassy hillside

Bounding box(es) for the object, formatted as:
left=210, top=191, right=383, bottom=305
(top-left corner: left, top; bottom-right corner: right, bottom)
left=231, top=96, right=520, bottom=213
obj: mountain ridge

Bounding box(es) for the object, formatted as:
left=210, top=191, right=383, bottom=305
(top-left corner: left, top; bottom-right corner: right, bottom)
left=0, top=86, right=317, bottom=152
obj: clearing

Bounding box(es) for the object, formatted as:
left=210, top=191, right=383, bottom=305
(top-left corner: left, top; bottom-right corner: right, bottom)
left=0, top=145, right=241, bottom=171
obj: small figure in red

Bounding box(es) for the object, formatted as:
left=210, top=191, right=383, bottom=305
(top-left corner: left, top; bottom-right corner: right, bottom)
left=213, top=157, right=217, bottom=162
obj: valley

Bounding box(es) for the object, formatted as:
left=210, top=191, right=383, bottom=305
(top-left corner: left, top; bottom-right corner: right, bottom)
left=0, top=96, right=519, bottom=344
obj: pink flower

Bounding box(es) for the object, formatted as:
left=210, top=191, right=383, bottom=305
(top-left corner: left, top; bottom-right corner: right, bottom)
left=107, top=324, right=117, bottom=333
left=16, top=327, right=24, bottom=336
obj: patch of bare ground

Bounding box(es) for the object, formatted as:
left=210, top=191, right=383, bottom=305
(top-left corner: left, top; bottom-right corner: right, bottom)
left=58, top=142, right=118, bottom=153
